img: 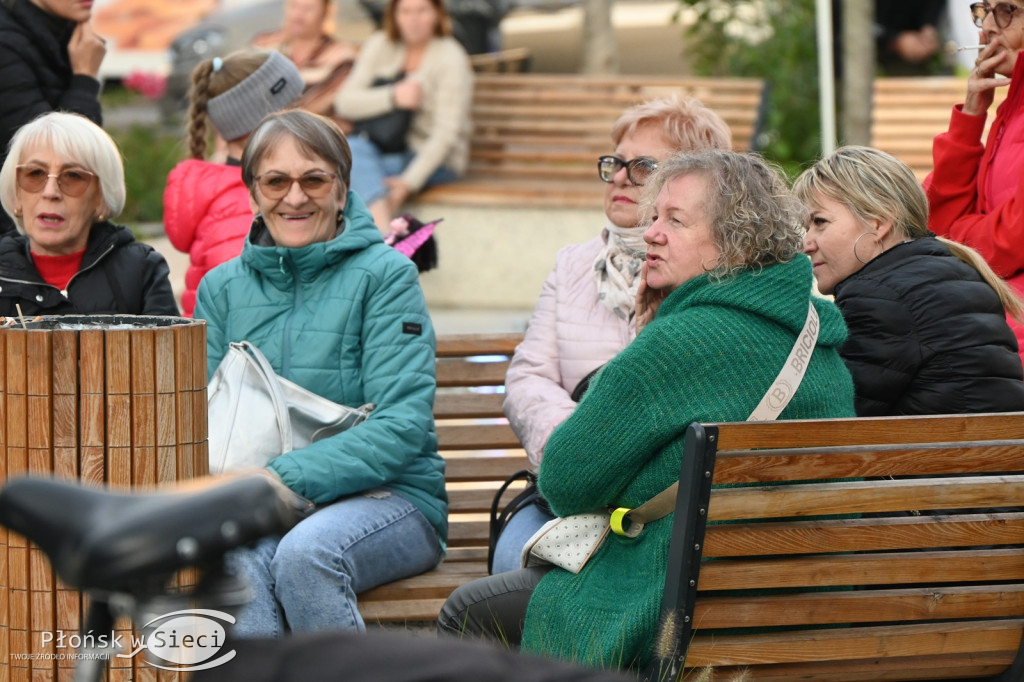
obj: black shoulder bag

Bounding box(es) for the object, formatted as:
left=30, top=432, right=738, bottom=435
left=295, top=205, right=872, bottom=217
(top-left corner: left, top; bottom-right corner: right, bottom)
left=486, top=363, right=605, bottom=573
left=350, top=74, right=413, bottom=154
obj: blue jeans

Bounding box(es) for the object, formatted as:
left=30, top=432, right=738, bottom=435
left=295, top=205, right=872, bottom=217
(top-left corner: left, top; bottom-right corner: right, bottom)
left=347, top=134, right=458, bottom=205
left=229, top=488, right=443, bottom=637
left=490, top=501, right=556, bottom=574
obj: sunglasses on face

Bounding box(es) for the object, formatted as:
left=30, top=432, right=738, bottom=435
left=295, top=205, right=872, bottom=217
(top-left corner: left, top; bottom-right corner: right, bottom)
left=597, top=155, right=658, bottom=185
left=255, top=171, right=337, bottom=199
left=16, top=165, right=96, bottom=197
left=971, top=2, right=1023, bottom=28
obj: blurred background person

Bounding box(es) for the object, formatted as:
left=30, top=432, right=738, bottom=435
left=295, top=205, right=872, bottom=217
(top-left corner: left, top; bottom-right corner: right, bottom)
left=335, top=0, right=473, bottom=232
left=0, top=112, right=177, bottom=316
left=0, top=0, right=107, bottom=235
left=833, top=0, right=949, bottom=77
left=252, top=0, right=356, bottom=127
left=796, top=145, right=1024, bottom=416
left=925, top=0, right=1024, bottom=363
left=164, top=49, right=304, bottom=317
left=493, top=95, right=732, bottom=575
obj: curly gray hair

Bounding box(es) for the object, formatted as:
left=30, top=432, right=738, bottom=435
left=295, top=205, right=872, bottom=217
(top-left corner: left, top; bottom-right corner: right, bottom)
left=642, top=150, right=805, bottom=279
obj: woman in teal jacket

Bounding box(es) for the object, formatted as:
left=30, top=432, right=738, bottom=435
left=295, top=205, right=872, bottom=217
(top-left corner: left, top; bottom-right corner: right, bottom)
left=194, top=110, right=446, bottom=636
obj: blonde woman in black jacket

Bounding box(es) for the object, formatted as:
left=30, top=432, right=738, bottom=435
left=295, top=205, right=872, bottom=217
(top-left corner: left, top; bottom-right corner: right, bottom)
left=796, top=145, right=1024, bottom=416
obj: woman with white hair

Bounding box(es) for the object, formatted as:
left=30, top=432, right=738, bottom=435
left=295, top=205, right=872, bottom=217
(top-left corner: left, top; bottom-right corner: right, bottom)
left=0, top=111, right=178, bottom=316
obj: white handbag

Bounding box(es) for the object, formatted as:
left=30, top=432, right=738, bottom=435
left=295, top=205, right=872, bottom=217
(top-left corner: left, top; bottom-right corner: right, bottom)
left=207, top=341, right=375, bottom=474
left=522, top=302, right=820, bottom=574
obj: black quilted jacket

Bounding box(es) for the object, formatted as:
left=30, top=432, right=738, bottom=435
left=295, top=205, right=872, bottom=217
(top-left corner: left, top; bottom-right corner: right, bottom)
left=833, top=236, right=1024, bottom=416
left=0, top=0, right=103, bottom=234
left=0, top=221, right=179, bottom=317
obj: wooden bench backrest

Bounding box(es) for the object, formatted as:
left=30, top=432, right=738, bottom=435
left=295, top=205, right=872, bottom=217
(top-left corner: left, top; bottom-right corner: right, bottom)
left=469, top=47, right=532, bottom=74
left=652, top=413, right=1024, bottom=681
left=419, top=75, right=766, bottom=208
left=872, top=77, right=1008, bottom=180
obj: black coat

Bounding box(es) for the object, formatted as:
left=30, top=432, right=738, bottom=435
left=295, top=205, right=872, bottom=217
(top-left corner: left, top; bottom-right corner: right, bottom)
left=0, top=221, right=179, bottom=317
left=0, top=0, right=103, bottom=234
left=833, top=237, right=1024, bottom=416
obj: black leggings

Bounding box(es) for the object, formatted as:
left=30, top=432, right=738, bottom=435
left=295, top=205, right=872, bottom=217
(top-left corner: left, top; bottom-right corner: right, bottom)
left=437, top=566, right=551, bottom=645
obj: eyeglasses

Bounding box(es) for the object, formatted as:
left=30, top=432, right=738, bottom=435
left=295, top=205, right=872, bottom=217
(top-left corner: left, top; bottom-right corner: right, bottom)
left=597, top=155, right=658, bottom=185
left=255, top=171, right=337, bottom=199
left=16, top=165, right=96, bottom=197
left=971, top=2, right=1023, bottom=28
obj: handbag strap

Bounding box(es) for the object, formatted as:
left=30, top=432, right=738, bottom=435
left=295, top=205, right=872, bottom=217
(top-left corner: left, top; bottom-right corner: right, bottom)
left=613, top=301, right=820, bottom=536
left=235, top=341, right=294, bottom=454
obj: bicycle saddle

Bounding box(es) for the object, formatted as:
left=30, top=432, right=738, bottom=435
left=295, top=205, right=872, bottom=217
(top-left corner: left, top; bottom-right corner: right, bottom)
left=0, top=475, right=297, bottom=593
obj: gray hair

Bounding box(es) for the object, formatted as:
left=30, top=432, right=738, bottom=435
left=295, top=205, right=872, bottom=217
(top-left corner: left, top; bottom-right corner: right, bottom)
left=643, top=150, right=805, bottom=279
left=241, top=110, right=352, bottom=194
left=0, top=112, right=126, bottom=231
left=792, top=145, right=929, bottom=240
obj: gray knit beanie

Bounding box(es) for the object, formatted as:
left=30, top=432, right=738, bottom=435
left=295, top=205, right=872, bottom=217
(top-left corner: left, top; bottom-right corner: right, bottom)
left=207, top=51, right=305, bottom=141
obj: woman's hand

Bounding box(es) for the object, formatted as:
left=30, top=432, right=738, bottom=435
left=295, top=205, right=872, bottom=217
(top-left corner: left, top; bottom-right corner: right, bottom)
left=635, top=262, right=668, bottom=335
left=964, top=32, right=1009, bottom=117
left=68, top=21, right=106, bottom=78
left=392, top=78, right=423, bottom=111
left=385, top=177, right=412, bottom=209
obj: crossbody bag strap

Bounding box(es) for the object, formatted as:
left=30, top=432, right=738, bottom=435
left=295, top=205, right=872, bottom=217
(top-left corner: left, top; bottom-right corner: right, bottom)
left=612, top=301, right=820, bottom=537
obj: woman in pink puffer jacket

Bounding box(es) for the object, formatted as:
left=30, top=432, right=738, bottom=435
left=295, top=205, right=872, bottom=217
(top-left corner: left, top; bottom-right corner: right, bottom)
left=492, top=95, right=733, bottom=573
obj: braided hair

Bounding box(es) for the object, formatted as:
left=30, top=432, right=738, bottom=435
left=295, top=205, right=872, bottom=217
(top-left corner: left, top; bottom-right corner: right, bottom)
left=186, top=50, right=273, bottom=159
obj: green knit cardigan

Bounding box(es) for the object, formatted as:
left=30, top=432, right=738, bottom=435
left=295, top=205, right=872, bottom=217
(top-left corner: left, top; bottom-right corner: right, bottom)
left=521, top=255, right=856, bottom=669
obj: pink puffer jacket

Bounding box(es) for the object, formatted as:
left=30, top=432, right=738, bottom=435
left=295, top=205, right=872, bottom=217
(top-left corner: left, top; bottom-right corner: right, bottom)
left=163, top=160, right=253, bottom=316
left=503, top=234, right=636, bottom=466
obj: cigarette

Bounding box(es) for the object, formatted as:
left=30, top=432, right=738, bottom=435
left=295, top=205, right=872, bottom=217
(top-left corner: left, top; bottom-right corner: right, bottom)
left=959, top=44, right=985, bottom=51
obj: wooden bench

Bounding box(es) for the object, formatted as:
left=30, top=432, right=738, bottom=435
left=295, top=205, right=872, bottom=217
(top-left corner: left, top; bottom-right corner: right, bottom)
left=651, top=413, right=1024, bottom=681
left=358, top=332, right=527, bottom=624
left=469, top=47, right=532, bottom=74
left=871, top=76, right=1009, bottom=180
left=417, top=74, right=767, bottom=209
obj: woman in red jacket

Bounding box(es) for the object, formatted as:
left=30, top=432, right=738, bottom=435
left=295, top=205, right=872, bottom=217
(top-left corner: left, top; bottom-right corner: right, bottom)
left=163, top=49, right=303, bottom=316
left=925, top=1, right=1024, bottom=358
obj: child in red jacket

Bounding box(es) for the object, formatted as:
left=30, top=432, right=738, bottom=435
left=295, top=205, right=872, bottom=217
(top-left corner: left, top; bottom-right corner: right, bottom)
left=163, top=50, right=304, bottom=316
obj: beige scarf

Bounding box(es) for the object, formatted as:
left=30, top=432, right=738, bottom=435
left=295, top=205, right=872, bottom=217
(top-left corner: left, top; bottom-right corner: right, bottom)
left=592, top=221, right=647, bottom=321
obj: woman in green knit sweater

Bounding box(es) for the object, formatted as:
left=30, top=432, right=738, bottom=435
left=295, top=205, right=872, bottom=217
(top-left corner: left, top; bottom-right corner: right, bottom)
left=439, top=151, right=856, bottom=670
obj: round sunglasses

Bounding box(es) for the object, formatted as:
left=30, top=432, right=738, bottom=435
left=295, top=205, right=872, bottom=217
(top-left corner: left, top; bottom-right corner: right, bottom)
left=597, top=155, right=658, bottom=185
left=971, top=2, right=1023, bottom=28
left=255, top=171, right=338, bottom=200
left=16, top=165, right=97, bottom=197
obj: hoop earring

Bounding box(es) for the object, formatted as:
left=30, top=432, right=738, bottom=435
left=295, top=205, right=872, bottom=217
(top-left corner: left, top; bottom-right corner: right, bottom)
left=853, top=231, right=880, bottom=265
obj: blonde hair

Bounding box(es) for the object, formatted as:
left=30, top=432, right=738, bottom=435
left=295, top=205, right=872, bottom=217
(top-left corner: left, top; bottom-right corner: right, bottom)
left=794, top=145, right=1024, bottom=322
left=0, top=112, right=125, bottom=231
left=643, top=151, right=804, bottom=280
left=611, top=95, right=732, bottom=153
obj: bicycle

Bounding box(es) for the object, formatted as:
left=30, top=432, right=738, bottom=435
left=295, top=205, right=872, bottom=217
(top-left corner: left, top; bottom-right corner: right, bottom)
left=0, top=474, right=300, bottom=682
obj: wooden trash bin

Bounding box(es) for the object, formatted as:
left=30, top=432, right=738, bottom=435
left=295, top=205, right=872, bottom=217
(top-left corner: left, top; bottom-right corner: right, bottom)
left=0, top=315, right=207, bottom=682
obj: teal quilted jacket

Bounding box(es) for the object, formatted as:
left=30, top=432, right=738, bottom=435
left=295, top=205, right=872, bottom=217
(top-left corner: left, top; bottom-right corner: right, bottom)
left=194, top=191, right=447, bottom=543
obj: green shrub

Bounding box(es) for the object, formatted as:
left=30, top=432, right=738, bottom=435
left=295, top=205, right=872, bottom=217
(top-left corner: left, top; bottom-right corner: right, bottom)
left=675, top=0, right=820, bottom=175
left=108, top=123, right=187, bottom=229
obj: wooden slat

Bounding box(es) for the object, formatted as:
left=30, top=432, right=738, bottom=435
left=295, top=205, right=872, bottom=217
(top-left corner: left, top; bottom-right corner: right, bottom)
left=703, top=513, right=1024, bottom=557
left=696, top=548, right=1024, bottom=590
left=435, top=360, right=509, bottom=387
left=435, top=333, right=521, bottom=358
left=695, top=652, right=1014, bottom=682
left=433, top=392, right=505, bottom=419
left=442, top=453, right=528, bottom=480
left=708, top=475, right=1024, bottom=521
left=685, top=620, right=1024, bottom=668
left=711, top=412, right=1024, bottom=450
left=436, top=423, right=520, bottom=450
left=692, top=584, right=1024, bottom=630
left=713, top=441, right=1024, bottom=483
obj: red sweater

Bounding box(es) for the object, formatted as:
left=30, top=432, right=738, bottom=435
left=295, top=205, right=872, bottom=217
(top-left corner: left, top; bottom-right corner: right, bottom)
left=925, top=54, right=1024, bottom=359
left=162, top=159, right=253, bottom=317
